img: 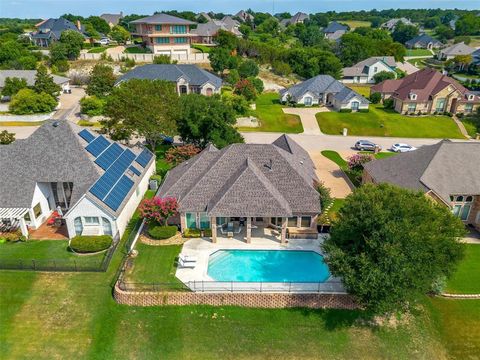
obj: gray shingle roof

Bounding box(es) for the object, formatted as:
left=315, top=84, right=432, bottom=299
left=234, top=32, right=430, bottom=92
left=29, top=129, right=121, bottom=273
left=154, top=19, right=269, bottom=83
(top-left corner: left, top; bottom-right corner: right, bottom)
left=334, top=87, right=370, bottom=105
left=280, top=75, right=368, bottom=104
left=364, top=141, right=480, bottom=204
left=32, top=18, right=86, bottom=40
left=405, top=33, right=442, bottom=48
left=323, top=21, right=348, bottom=33
left=158, top=135, right=320, bottom=217
left=342, top=56, right=396, bottom=77
left=0, top=120, right=152, bottom=217
left=440, top=42, right=475, bottom=56
left=0, top=70, right=69, bottom=87
left=130, top=13, right=196, bottom=25
left=115, top=64, right=222, bottom=89
left=100, top=13, right=123, bottom=25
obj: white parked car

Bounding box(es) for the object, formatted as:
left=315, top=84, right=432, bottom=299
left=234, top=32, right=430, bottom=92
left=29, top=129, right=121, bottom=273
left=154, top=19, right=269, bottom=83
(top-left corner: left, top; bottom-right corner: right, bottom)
left=391, top=143, right=417, bottom=153
left=98, top=37, right=110, bottom=45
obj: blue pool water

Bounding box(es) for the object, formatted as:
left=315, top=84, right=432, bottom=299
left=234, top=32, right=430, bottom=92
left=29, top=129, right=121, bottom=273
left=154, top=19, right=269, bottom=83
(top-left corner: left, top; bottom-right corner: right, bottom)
left=207, top=250, right=331, bottom=282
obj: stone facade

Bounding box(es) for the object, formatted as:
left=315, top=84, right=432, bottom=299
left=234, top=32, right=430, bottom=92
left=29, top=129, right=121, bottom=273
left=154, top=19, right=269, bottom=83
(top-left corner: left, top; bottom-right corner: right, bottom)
left=114, top=282, right=358, bottom=309
left=467, top=196, right=480, bottom=231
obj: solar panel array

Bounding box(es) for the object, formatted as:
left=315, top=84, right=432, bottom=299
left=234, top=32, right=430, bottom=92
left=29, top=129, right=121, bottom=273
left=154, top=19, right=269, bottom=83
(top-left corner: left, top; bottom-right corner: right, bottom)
left=77, top=130, right=154, bottom=212
left=135, top=148, right=153, bottom=168
left=85, top=135, right=111, bottom=157
left=78, top=129, right=95, bottom=143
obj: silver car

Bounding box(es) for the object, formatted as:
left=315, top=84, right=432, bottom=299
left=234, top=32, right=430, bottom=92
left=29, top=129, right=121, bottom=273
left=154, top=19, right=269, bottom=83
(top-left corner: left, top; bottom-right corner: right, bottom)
left=354, top=140, right=381, bottom=151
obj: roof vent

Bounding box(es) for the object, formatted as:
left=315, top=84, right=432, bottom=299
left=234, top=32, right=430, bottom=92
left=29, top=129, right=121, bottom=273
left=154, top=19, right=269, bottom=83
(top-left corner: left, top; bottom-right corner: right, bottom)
left=264, top=159, right=273, bottom=171
left=52, top=121, right=60, bottom=127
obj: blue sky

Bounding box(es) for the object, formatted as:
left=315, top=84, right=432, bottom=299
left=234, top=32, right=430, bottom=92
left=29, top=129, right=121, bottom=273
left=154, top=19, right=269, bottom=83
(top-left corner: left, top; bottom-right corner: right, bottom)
left=0, top=0, right=478, bottom=18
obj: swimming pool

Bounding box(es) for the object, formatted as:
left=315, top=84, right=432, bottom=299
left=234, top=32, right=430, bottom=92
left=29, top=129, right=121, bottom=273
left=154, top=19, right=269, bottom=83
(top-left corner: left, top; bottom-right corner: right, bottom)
left=207, top=250, right=331, bottom=282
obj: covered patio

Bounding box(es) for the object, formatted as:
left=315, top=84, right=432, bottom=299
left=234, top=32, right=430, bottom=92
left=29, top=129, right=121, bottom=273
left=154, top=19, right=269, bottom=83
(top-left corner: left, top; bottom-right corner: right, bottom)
left=0, top=207, right=29, bottom=237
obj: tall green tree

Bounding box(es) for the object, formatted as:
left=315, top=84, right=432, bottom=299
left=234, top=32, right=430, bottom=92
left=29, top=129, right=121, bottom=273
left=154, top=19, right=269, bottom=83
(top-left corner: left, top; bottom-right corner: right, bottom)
left=86, top=16, right=110, bottom=35
left=1, top=77, right=27, bottom=97
left=103, top=79, right=178, bottom=149
left=392, top=22, right=419, bottom=44
left=455, top=14, right=480, bottom=36
left=177, top=94, right=243, bottom=148
left=238, top=59, right=259, bottom=78
left=110, top=25, right=130, bottom=43
left=59, top=30, right=85, bottom=60
left=323, top=183, right=466, bottom=315
left=209, top=47, right=238, bottom=74
left=34, top=65, right=61, bottom=97
left=86, top=64, right=116, bottom=97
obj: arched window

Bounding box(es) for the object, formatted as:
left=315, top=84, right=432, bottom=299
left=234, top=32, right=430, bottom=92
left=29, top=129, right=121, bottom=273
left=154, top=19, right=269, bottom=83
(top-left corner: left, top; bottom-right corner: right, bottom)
left=102, top=217, right=113, bottom=236
left=74, top=217, right=83, bottom=236
left=465, top=196, right=473, bottom=202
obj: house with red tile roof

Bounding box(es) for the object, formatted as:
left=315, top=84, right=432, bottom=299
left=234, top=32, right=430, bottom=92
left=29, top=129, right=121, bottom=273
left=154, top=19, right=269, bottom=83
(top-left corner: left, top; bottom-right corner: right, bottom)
left=371, top=68, right=480, bottom=115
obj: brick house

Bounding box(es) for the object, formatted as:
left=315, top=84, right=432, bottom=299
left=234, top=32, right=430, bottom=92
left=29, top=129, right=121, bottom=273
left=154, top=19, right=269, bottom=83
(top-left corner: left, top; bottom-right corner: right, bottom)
left=363, top=140, right=480, bottom=231
left=371, top=68, right=480, bottom=115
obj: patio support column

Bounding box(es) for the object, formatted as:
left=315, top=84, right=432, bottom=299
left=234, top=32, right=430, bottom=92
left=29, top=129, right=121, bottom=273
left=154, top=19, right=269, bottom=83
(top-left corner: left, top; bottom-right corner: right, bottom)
left=180, top=214, right=186, bottom=233
left=246, top=217, right=251, bottom=244
left=211, top=217, right=217, bottom=243
left=19, top=217, right=28, bottom=238
left=281, top=217, right=287, bottom=245
left=310, top=215, right=318, bottom=229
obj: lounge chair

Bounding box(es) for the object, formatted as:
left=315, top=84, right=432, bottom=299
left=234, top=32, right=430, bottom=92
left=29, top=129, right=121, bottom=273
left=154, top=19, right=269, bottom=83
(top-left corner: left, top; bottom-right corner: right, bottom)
left=179, top=254, right=197, bottom=263
left=178, top=258, right=196, bottom=268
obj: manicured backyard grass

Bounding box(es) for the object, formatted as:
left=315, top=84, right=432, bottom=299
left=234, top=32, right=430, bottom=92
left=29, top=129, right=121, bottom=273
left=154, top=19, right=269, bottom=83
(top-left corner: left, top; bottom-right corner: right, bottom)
left=152, top=144, right=172, bottom=176
left=360, top=151, right=398, bottom=159
left=87, top=47, right=107, bottom=53
left=345, top=84, right=371, bottom=97
left=192, top=44, right=212, bottom=53
left=461, top=118, right=478, bottom=138
left=446, top=244, right=480, bottom=294
left=407, top=58, right=426, bottom=69
left=238, top=93, right=303, bottom=133
left=316, top=104, right=466, bottom=139
left=406, top=49, right=433, bottom=57
left=124, top=46, right=151, bottom=54
left=124, top=243, right=184, bottom=285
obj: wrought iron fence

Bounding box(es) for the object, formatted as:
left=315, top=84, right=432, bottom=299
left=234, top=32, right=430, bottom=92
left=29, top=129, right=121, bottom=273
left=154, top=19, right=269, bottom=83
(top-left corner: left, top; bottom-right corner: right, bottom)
left=0, top=238, right=119, bottom=272
left=117, top=279, right=345, bottom=294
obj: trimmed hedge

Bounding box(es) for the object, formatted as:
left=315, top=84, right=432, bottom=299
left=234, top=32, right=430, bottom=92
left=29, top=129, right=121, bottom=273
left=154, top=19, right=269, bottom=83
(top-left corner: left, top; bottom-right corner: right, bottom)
left=339, top=108, right=352, bottom=113
left=70, top=235, right=112, bottom=253
left=358, top=109, right=369, bottom=113
left=148, top=225, right=177, bottom=240
left=183, top=228, right=201, bottom=238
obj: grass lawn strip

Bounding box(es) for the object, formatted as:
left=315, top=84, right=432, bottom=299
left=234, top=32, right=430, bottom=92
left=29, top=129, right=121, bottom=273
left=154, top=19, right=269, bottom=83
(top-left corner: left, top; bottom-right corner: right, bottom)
left=346, top=85, right=372, bottom=98
left=461, top=118, right=478, bottom=138
left=316, top=104, right=465, bottom=139
left=238, top=92, right=303, bottom=133
left=446, top=244, right=480, bottom=294
left=406, top=49, right=433, bottom=57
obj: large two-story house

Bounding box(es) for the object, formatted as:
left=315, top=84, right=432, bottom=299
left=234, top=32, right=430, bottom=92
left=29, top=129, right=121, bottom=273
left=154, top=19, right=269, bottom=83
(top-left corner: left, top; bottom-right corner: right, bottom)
left=371, top=68, right=480, bottom=115
left=341, top=56, right=397, bottom=84
left=115, top=64, right=222, bottom=95
left=31, top=17, right=87, bottom=47
left=0, top=120, right=155, bottom=239
left=363, top=140, right=480, bottom=232
left=130, top=13, right=196, bottom=56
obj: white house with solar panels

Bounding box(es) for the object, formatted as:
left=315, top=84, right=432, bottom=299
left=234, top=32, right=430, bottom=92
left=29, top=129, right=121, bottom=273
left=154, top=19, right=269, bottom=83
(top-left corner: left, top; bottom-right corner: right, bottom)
left=0, top=120, right=155, bottom=240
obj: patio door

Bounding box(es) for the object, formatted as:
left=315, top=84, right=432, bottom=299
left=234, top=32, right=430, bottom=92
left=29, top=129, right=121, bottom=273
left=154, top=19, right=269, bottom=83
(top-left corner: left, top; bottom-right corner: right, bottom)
left=304, top=96, right=312, bottom=106
left=351, top=101, right=359, bottom=111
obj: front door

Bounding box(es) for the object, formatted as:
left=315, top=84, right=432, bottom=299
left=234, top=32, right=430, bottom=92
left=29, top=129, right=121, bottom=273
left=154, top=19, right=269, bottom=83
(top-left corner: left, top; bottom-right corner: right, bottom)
left=304, top=96, right=312, bottom=106
left=351, top=101, right=360, bottom=111
left=450, top=98, right=458, bottom=113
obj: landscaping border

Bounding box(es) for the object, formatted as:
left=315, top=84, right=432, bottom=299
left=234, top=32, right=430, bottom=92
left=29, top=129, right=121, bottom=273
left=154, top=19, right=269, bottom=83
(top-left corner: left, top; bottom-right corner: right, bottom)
left=113, top=281, right=358, bottom=309
left=440, top=293, right=480, bottom=299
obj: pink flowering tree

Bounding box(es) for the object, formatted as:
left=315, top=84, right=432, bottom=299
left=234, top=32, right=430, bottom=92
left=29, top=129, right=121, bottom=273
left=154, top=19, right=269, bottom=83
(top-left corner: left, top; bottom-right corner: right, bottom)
left=138, top=197, right=179, bottom=225
left=347, top=153, right=374, bottom=172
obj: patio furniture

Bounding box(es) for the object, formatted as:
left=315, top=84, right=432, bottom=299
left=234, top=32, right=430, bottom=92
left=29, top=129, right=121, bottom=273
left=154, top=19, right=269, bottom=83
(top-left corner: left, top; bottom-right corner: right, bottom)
left=179, top=254, right=197, bottom=263
left=234, top=225, right=243, bottom=234
left=227, top=231, right=234, bottom=238
left=178, top=258, right=196, bottom=268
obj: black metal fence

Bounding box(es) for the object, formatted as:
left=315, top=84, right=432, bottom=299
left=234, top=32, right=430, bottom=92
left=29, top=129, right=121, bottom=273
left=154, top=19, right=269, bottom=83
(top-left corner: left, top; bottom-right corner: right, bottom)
left=0, top=239, right=119, bottom=272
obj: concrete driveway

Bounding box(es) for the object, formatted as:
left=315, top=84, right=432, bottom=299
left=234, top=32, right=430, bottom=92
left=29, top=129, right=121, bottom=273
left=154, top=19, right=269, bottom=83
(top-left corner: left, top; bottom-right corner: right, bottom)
left=53, top=87, right=85, bottom=122
left=283, top=107, right=324, bottom=135
left=309, top=151, right=354, bottom=198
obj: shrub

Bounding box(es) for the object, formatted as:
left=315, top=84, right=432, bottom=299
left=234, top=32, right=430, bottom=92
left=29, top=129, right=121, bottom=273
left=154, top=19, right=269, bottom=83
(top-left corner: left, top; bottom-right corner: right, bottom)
left=347, top=153, right=374, bottom=171
left=225, top=69, right=240, bottom=85
left=70, top=235, right=112, bottom=253
left=358, top=109, right=369, bottom=113
left=0, top=130, right=15, bottom=145
left=183, top=228, right=201, bottom=238
left=203, top=228, right=212, bottom=237
left=339, top=108, right=352, bottom=113
left=150, top=174, right=162, bottom=183
left=316, top=181, right=332, bottom=209
left=369, top=92, right=381, bottom=104
left=0, top=230, right=25, bottom=242
left=138, top=197, right=179, bottom=225
left=148, top=225, right=177, bottom=239
left=153, top=54, right=176, bottom=64
left=1, top=77, right=28, bottom=97
left=221, top=92, right=250, bottom=115
left=165, top=144, right=201, bottom=166
left=80, top=96, right=105, bottom=116
left=9, top=89, right=57, bottom=114
left=383, top=98, right=394, bottom=109
left=53, top=59, right=70, bottom=73
left=373, top=71, right=395, bottom=84
left=271, top=61, right=291, bottom=76
left=234, top=78, right=257, bottom=101
left=248, top=77, right=264, bottom=94
left=238, top=59, right=259, bottom=78
left=77, top=120, right=95, bottom=127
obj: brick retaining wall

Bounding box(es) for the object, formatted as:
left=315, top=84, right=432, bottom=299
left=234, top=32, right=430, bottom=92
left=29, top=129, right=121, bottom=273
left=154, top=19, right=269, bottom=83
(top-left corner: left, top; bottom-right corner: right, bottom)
left=114, top=282, right=358, bottom=309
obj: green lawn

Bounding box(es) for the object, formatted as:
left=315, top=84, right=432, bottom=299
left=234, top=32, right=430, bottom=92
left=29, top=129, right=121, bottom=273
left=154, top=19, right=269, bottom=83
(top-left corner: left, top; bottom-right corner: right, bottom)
left=321, top=150, right=360, bottom=186
left=124, top=243, right=184, bottom=286
left=341, top=20, right=371, bottom=29
left=0, top=121, right=45, bottom=126
left=316, top=105, right=466, bottom=139
left=407, top=58, right=426, bottom=69
left=406, top=49, right=433, bottom=57
left=151, top=144, right=172, bottom=176
left=192, top=44, right=212, bottom=53
left=360, top=151, right=398, bottom=159
left=124, top=46, right=151, bottom=54
left=446, top=245, right=480, bottom=294
left=461, top=118, right=479, bottom=138
left=345, top=85, right=371, bottom=98
left=238, top=93, right=303, bottom=133
left=88, top=47, right=107, bottom=53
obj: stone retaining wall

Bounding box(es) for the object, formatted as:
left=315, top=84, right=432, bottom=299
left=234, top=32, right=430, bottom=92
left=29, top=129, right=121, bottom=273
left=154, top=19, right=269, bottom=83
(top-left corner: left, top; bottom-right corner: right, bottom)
left=114, top=282, right=358, bottom=309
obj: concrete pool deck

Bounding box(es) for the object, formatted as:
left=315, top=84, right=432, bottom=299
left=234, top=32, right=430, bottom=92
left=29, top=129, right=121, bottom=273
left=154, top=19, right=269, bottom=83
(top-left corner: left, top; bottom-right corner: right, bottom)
left=176, top=233, right=346, bottom=294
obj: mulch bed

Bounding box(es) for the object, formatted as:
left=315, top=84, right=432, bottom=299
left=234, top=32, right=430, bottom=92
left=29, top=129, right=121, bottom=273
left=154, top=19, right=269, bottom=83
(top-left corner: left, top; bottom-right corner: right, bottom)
left=139, top=231, right=187, bottom=246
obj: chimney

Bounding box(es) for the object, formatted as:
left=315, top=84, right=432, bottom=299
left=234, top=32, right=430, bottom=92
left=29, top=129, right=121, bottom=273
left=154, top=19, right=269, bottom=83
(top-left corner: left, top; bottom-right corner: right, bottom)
left=76, top=20, right=81, bottom=30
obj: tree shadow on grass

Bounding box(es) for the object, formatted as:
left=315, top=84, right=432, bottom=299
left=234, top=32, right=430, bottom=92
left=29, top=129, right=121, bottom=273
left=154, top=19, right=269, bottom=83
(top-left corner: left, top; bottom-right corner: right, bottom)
left=287, top=307, right=368, bottom=331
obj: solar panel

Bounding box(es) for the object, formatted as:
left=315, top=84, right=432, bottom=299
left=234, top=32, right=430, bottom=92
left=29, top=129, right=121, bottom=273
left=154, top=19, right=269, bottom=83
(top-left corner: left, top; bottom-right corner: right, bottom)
left=89, top=149, right=136, bottom=201
left=129, top=165, right=141, bottom=176
left=103, top=176, right=134, bottom=211
left=135, top=148, right=153, bottom=168
left=85, top=135, right=111, bottom=157
left=78, top=129, right=95, bottom=143
left=95, top=143, right=124, bottom=170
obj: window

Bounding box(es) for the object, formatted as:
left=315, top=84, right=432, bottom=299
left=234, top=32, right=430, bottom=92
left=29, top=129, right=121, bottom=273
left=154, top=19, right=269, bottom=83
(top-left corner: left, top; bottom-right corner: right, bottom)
left=301, top=216, right=311, bottom=228
left=216, top=217, right=227, bottom=225
left=465, top=103, right=473, bottom=114
left=33, top=203, right=42, bottom=218
left=408, top=103, right=417, bottom=113
left=436, top=98, right=446, bottom=112
left=186, top=213, right=196, bottom=229
left=170, top=25, right=187, bottom=34
left=287, top=217, right=297, bottom=227
left=199, top=213, right=210, bottom=229
left=373, top=66, right=378, bottom=73
left=351, top=101, right=359, bottom=110
left=270, top=217, right=284, bottom=226
left=304, top=96, right=312, bottom=106
left=155, top=24, right=162, bottom=31
left=102, top=217, right=113, bottom=236
left=409, top=93, right=417, bottom=100
left=179, top=85, right=188, bottom=94
left=84, top=216, right=100, bottom=225
left=24, top=212, right=31, bottom=222
left=74, top=217, right=83, bottom=235
left=174, top=37, right=187, bottom=44
left=451, top=195, right=475, bottom=221
left=155, top=37, right=169, bottom=44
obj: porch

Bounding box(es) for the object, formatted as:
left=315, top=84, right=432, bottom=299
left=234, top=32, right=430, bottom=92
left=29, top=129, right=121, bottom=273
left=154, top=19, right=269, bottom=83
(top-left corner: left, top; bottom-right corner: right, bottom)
left=29, top=213, right=68, bottom=240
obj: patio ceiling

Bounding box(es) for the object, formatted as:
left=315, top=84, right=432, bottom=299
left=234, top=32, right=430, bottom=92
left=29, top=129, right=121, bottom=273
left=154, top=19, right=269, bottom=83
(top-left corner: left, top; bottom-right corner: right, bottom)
left=0, top=207, right=29, bottom=219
